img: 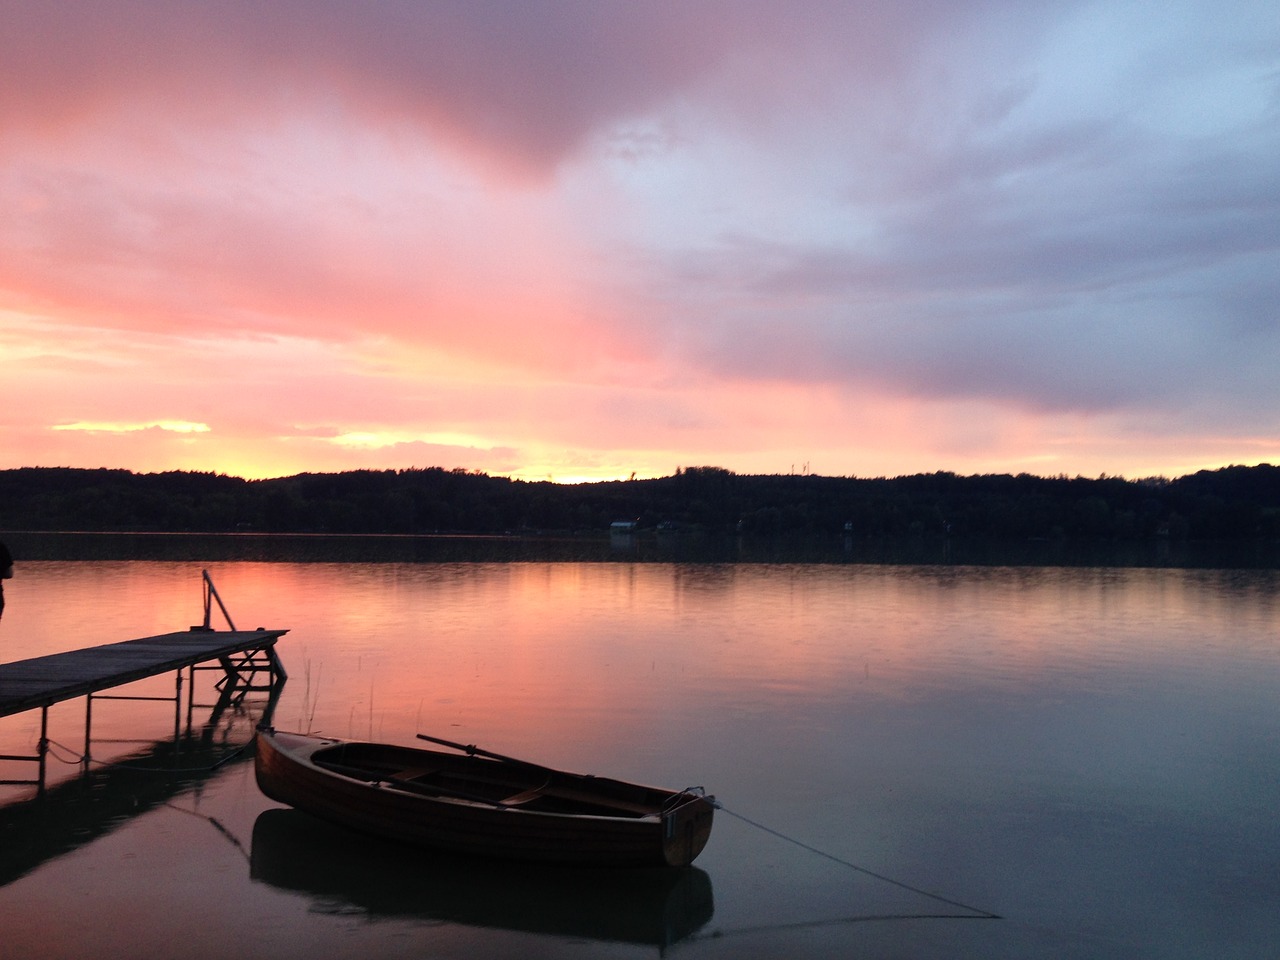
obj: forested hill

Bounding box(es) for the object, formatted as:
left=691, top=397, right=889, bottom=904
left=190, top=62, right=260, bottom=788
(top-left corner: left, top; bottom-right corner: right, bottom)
left=1, top=464, right=1279, bottom=541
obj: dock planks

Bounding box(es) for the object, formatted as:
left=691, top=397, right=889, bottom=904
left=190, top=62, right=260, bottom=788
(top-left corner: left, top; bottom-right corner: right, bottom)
left=0, top=628, right=288, bottom=720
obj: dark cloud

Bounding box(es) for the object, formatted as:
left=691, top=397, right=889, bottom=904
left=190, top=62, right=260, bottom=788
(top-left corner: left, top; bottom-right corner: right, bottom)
left=0, top=1, right=727, bottom=169
left=0, top=0, right=1052, bottom=171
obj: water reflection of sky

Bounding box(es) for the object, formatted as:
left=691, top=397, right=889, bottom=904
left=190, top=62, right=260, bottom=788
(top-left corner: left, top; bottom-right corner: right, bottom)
left=1, top=559, right=1278, bottom=958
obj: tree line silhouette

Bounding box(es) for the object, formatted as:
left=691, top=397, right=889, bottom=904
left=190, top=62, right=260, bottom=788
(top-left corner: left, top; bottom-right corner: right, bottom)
left=1, top=464, right=1278, bottom=541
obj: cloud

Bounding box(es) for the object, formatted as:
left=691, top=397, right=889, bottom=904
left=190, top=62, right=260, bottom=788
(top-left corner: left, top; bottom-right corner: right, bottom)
left=1, top=1, right=769, bottom=172
left=585, top=1, right=1280, bottom=417
left=54, top=420, right=211, bottom=435
left=1, top=0, right=1278, bottom=480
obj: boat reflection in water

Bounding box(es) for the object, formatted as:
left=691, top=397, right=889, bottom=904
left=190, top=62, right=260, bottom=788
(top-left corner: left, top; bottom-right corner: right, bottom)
left=250, top=808, right=715, bottom=950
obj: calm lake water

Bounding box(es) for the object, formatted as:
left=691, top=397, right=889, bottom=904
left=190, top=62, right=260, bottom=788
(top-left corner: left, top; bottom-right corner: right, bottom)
left=2, top=547, right=1278, bottom=958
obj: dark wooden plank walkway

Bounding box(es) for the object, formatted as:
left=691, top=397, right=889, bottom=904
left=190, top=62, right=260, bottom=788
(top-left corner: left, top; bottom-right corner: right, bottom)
left=0, top=628, right=288, bottom=720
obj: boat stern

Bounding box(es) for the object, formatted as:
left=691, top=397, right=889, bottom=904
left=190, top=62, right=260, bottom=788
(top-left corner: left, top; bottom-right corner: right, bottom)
left=660, top=791, right=716, bottom=867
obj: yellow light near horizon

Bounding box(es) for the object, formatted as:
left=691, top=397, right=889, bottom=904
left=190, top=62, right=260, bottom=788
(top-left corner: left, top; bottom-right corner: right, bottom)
left=153, top=420, right=211, bottom=433
left=53, top=420, right=211, bottom=434
left=329, top=432, right=386, bottom=448
left=537, top=473, right=638, bottom=485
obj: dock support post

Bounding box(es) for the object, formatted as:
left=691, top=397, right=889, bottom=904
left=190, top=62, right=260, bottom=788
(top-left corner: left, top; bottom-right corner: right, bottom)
left=84, top=694, right=93, bottom=771
left=1, top=706, right=53, bottom=793
left=38, top=706, right=49, bottom=796
left=174, top=670, right=183, bottom=744
left=267, top=643, right=288, bottom=684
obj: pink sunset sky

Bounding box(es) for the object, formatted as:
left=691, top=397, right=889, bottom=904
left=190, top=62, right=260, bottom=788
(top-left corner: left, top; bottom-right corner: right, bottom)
left=2, top=1, right=1277, bottom=482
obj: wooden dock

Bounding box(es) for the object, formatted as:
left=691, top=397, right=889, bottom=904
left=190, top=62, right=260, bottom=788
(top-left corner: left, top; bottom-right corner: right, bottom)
left=0, top=571, right=287, bottom=792
left=0, top=628, right=287, bottom=721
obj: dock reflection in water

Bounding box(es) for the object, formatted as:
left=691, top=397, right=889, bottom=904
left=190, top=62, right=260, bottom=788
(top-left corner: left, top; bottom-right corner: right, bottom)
left=0, top=732, right=255, bottom=888
left=0, top=676, right=278, bottom=888
left=250, top=808, right=715, bottom=950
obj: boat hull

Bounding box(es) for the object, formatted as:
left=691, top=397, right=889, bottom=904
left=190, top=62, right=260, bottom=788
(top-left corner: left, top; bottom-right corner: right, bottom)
left=254, top=729, right=714, bottom=867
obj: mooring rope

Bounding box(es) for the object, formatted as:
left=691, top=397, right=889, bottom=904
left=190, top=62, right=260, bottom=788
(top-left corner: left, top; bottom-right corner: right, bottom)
left=710, top=800, right=1001, bottom=920
left=42, top=738, right=88, bottom=765
left=162, top=801, right=250, bottom=862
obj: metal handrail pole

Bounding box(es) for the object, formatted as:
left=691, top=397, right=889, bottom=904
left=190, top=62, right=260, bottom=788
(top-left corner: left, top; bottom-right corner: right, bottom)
left=201, top=570, right=237, bottom=631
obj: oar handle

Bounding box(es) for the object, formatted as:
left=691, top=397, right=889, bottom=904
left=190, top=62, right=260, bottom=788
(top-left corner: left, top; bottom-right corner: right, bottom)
left=417, top=732, right=482, bottom=754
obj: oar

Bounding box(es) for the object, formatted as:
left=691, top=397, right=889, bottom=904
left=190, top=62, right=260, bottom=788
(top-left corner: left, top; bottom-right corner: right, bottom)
left=416, top=733, right=563, bottom=776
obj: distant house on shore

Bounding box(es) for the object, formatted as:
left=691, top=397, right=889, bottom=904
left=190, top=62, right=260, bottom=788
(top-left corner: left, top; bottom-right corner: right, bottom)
left=610, top=520, right=638, bottom=533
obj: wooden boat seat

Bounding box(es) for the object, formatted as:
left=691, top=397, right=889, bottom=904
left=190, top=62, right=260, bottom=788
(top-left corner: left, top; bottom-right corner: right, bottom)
left=551, top=787, right=656, bottom=816
left=500, top=785, right=546, bottom=807
left=392, top=766, right=439, bottom=783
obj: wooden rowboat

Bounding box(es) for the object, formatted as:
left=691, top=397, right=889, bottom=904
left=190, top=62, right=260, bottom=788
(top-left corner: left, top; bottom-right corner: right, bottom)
left=254, top=728, right=715, bottom=867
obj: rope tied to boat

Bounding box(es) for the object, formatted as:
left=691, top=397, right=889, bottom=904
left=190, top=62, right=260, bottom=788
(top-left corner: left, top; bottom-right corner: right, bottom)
left=662, top=785, right=708, bottom=813
left=706, top=797, right=1001, bottom=920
